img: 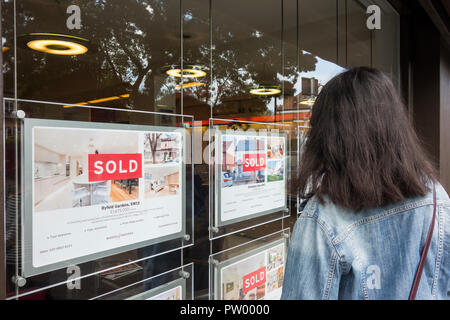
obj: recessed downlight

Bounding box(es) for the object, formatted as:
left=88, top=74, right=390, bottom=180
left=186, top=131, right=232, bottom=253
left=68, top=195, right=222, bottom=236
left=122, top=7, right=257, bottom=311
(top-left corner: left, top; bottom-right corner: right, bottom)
left=249, top=85, right=281, bottom=96
left=27, top=39, right=88, bottom=55
left=21, top=33, right=90, bottom=56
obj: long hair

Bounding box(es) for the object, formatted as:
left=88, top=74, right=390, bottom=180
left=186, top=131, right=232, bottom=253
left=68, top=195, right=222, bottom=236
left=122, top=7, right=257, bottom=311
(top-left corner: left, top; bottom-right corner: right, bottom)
left=298, top=67, right=436, bottom=212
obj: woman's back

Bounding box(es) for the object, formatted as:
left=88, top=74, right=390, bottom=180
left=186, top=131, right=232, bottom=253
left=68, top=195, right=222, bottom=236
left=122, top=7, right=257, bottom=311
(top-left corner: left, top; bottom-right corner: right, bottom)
left=281, top=183, right=449, bottom=300
left=282, top=67, right=449, bottom=299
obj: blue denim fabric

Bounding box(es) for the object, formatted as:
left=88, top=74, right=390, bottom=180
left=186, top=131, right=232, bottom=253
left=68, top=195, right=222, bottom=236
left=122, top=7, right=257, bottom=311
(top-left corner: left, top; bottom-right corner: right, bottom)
left=281, top=183, right=450, bottom=300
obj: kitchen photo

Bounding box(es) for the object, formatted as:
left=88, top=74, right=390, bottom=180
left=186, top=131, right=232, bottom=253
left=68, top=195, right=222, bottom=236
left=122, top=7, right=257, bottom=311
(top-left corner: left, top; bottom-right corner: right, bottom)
left=33, top=127, right=140, bottom=213
left=221, top=135, right=266, bottom=188
left=144, top=166, right=180, bottom=199
left=267, top=136, right=285, bottom=160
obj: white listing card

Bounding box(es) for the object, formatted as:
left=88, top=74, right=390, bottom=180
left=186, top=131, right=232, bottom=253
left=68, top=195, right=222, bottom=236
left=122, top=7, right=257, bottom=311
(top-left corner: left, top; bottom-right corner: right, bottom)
left=218, top=134, right=286, bottom=225
left=30, top=123, right=184, bottom=271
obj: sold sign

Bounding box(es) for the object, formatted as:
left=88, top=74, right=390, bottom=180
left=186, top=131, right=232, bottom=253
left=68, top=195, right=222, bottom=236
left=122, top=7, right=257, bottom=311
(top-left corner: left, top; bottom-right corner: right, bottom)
left=88, top=154, right=142, bottom=182
left=243, top=153, right=266, bottom=172
left=243, top=267, right=266, bottom=294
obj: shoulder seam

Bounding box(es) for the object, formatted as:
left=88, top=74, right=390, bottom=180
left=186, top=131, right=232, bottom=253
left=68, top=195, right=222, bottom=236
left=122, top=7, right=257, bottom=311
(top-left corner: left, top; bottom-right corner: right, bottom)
left=298, top=215, right=345, bottom=265
left=298, top=215, right=345, bottom=298
left=332, top=199, right=438, bottom=246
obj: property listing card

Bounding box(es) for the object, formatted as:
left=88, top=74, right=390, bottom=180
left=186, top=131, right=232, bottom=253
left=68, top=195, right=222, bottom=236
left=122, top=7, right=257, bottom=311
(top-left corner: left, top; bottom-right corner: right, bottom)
left=29, top=123, right=184, bottom=272
left=218, top=133, right=287, bottom=225
left=219, top=241, right=286, bottom=300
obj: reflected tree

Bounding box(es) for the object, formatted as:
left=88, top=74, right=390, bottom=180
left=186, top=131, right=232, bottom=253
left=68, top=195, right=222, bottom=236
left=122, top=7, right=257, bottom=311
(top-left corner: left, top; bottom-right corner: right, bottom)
left=7, top=0, right=319, bottom=115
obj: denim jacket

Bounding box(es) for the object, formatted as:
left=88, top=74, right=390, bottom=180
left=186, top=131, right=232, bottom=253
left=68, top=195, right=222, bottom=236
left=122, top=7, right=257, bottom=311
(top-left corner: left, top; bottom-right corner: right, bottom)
left=281, top=183, right=450, bottom=300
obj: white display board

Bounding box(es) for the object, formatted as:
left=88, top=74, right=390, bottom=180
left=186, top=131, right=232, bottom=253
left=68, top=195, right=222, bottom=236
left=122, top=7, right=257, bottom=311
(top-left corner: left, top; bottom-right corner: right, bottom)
left=215, top=131, right=287, bottom=226
left=22, top=119, right=187, bottom=277
left=214, top=239, right=286, bottom=300
left=127, top=278, right=186, bottom=300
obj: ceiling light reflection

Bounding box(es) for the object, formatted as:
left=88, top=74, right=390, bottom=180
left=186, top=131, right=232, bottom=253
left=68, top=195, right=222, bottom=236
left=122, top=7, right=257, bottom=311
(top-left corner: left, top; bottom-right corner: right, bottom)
left=299, top=97, right=316, bottom=106
left=63, top=93, right=130, bottom=108
left=163, top=64, right=208, bottom=79
left=27, top=39, right=88, bottom=55
left=249, top=85, right=281, bottom=96
left=176, top=82, right=206, bottom=90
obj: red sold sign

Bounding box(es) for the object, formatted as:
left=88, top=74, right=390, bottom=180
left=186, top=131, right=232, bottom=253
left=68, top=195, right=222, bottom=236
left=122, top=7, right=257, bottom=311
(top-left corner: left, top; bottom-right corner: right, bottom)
left=243, top=267, right=266, bottom=294
left=88, top=154, right=142, bottom=182
left=243, top=153, right=266, bottom=172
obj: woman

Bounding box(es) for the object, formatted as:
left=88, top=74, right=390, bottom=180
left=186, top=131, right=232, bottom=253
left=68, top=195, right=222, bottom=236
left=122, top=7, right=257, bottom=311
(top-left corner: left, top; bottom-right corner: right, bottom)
left=281, top=67, right=449, bottom=300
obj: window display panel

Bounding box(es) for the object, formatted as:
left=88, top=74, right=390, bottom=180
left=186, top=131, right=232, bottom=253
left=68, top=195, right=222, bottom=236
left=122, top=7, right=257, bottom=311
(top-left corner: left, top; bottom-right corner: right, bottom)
left=217, top=132, right=287, bottom=225
left=22, top=118, right=186, bottom=277
left=4, top=99, right=194, bottom=297
left=209, top=119, right=291, bottom=239
left=93, top=263, right=193, bottom=300
left=209, top=229, right=289, bottom=300
left=127, top=279, right=185, bottom=300
left=5, top=252, right=188, bottom=300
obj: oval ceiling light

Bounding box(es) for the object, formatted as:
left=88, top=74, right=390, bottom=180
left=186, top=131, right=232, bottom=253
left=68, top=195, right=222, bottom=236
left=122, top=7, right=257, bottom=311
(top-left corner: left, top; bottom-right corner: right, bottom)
left=22, top=33, right=90, bottom=56
left=27, top=39, right=88, bottom=55
left=162, top=64, right=208, bottom=78
left=176, top=81, right=206, bottom=90
left=299, top=97, right=316, bottom=106
left=249, top=85, right=281, bottom=96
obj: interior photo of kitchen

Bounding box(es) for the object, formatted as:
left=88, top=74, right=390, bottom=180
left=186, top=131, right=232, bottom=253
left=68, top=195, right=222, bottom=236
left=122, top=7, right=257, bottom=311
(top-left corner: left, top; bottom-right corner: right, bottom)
left=111, top=179, right=139, bottom=203
left=33, top=126, right=140, bottom=213
left=144, top=166, right=180, bottom=199
left=267, top=136, right=284, bottom=160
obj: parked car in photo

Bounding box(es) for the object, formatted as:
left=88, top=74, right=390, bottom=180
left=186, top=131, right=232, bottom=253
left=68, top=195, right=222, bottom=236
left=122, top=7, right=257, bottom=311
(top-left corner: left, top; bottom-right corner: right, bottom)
left=256, top=171, right=265, bottom=183
left=222, top=172, right=233, bottom=187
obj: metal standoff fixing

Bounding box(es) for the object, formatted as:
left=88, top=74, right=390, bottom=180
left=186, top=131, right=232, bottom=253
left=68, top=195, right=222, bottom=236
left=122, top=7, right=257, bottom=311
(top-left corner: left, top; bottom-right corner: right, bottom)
left=209, top=226, right=219, bottom=233
left=12, top=110, right=26, bottom=119
left=282, top=232, right=290, bottom=239
left=12, top=275, right=27, bottom=288
left=183, top=234, right=191, bottom=242
left=211, top=258, right=220, bottom=266
left=179, top=270, right=191, bottom=279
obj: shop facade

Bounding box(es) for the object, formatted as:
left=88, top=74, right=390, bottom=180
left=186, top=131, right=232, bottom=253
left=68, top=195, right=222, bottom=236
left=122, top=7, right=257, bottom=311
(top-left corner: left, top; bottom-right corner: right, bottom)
left=0, top=0, right=449, bottom=300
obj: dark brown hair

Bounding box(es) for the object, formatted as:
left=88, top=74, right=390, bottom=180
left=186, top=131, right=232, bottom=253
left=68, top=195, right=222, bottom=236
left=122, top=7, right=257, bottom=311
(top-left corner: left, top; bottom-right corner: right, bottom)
left=298, top=67, right=436, bottom=212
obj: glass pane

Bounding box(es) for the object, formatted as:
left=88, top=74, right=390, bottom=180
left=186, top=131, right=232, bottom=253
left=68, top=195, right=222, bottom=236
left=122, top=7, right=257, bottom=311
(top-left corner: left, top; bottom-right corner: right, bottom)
left=347, top=0, right=372, bottom=68
left=208, top=118, right=291, bottom=239
left=4, top=99, right=194, bottom=297
left=2, top=0, right=401, bottom=300
left=6, top=252, right=189, bottom=300
left=210, top=0, right=282, bottom=119
left=209, top=229, right=289, bottom=300
left=371, top=0, right=401, bottom=89
left=15, top=1, right=181, bottom=113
